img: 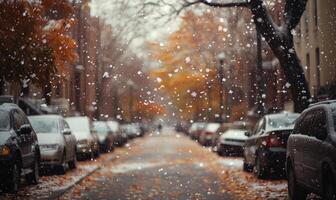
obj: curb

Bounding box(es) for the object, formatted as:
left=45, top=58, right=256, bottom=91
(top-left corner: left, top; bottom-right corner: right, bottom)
left=47, top=156, right=116, bottom=200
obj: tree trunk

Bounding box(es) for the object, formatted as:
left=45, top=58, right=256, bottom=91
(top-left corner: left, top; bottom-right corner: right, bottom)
left=0, top=78, right=4, bottom=95
left=43, top=82, right=52, bottom=105
left=250, top=0, right=311, bottom=113
left=275, top=48, right=311, bottom=113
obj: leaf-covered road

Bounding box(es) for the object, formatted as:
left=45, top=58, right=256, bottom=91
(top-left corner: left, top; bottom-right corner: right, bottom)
left=60, top=128, right=290, bottom=200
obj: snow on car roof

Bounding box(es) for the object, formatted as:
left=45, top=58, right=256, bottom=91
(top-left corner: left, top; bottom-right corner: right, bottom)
left=220, top=129, right=248, bottom=140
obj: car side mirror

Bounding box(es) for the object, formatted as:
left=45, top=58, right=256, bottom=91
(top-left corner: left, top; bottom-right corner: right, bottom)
left=62, top=128, right=72, bottom=135
left=244, top=131, right=251, bottom=137
left=19, top=124, right=32, bottom=135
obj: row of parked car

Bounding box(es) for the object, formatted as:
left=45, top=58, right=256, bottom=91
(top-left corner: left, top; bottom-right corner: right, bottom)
left=0, top=103, right=147, bottom=193
left=177, top=100, right=336, bottom=200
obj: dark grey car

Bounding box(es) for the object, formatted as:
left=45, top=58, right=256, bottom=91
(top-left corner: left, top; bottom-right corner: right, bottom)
left=286, top=100, right=336, bottom=200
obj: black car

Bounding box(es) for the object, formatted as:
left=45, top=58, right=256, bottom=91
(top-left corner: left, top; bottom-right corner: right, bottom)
left=286, top=100, right=336, bottom=200
left=243, top=112, right=299, bottom=178
left=0, top=103, right=40, bottom=192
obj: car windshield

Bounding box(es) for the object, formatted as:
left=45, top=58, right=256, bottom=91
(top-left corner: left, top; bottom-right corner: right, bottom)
left=93, top=122, right=109, bottom=135
left=0, top=110, right=10, bottom=130
left=29, top=118, right=59, bottom=133
left=268, top=114, right=299, bottom=130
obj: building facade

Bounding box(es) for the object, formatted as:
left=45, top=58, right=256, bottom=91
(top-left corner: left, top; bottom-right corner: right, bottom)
left=295, top=0, right=336, bottom=97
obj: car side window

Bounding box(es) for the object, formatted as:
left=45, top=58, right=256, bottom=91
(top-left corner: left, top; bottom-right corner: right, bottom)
left=296, top=111, right=314, bottom=136
left=12, top=110, right=25, bottom=131
left=312, top=109, right=327, bottom=140
left=64, top=121, right=70, bottom=129
left=253, top=118, right=265, bottom=135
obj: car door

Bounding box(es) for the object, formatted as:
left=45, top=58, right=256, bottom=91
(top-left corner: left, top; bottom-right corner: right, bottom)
left=292, top=111, right=312, bottom=183
left=61, top=119, right=72, bottom=161
left=64, top=120, right=77, bottom=158
left=13, top=109, right=34, bottom=168
left=301, top=109, right=327, bottom=190
left=245, top=118, right=265, bottom=165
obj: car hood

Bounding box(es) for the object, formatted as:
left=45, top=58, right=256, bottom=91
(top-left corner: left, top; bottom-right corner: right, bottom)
left=37, top=133, right=63, bottom=145
left=0, top=131, right=12, bottom=146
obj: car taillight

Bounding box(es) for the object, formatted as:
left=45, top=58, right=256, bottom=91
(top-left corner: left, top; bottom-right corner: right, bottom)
left=266, top=134, right=283, bottom=147
left=205, top=132, right=212, bottom=135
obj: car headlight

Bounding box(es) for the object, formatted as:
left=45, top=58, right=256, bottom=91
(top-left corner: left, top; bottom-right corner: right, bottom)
left=0, top=146, right=10, bottom=156
left=40, top=144, right=59, bottom=151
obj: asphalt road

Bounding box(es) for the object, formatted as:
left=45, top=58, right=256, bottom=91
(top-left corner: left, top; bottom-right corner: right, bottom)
left=62, top=129, right=235, bottom=200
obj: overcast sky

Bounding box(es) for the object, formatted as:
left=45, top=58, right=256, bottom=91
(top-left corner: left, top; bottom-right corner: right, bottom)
left=90, top=0, right=183, bottom=56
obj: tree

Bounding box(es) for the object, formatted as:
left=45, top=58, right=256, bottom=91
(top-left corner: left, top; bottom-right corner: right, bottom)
left=180, top=0, right=310, bottom=113
left=0, top=0, right=77, bottom=104
left=149, top=11, right=249, bottom=121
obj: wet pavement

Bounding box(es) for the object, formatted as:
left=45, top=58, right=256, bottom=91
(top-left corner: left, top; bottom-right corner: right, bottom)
left=60, top=128, right=294, bottom=200
left=62, top=129, right=235, bottom=200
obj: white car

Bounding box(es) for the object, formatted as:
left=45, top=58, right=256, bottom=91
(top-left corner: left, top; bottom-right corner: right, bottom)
left=65, top=117, right=100, bottom=159
left=29, top=115, right=77, bottom=174
left=216, top=129, right=248, bottom=156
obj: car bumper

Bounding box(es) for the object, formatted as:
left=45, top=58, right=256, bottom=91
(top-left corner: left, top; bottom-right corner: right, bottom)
left=40, top=150, right=63, bottom=166
left=262, top=148, right=287, bottom=171
left=217, top=143, right=244, bottom=156
left=76, top=144, right=92, bottom=155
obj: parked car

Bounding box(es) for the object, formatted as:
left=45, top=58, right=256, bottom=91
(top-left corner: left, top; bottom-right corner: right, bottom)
left=29, top=115, right=77, bottom=174
left=211, top=123, right=233, bottom=151
left=175, top=121, right=189, bottom=134
left=198, top=123, right=221, bottom=146
left=65, top=117, right=100, bottom=159
left=216, top=129, right=248, bottom=156
left=93, top=121, right=114, bottom=152
left=286, top=100, right=336, bottom=200
left=243, top=112, right=299, bottom=178
left=107, top=121, right=127, bottom=146
left=121, top=124, right=141, bottom=139
left=189, top=122, right=206, bottom=140
left=0, top=103, right=40, bottom=192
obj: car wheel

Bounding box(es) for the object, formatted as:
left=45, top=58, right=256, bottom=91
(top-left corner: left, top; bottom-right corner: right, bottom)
left=287, top=163, right=307, bottom=200
left=243, top=162, right=252, bottom=172
left=68, top=152, right=77, bottom=169
left=26, top=157, right=39, bottom=185
left=253, top=154, right=268, bottom=179
left=324, top=172, right=336, bottom=200
left=6, top=162, right=20, bottom=193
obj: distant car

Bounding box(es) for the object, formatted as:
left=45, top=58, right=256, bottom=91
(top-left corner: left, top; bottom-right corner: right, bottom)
left=0, top=103, right=40, bottom=192
left=243, top=112, right=299, bottom=178
left=121, top=124, right=141, bottom=139
left=107, top=121, right=127, bottom=146
left=189, top=122, right=206, bottom=140
left=216, top=129, right=248, bottom=156
left=286, top=101, right=336, bottom=200
left=93, top=121, right=114, bottom=152
left=198, top=123, right=221, bottom=146
left=175, top=121, right=189, bottom=134
left=29, top=115, right=77, bottom=174
left=65, top=117, right=100, bottom=159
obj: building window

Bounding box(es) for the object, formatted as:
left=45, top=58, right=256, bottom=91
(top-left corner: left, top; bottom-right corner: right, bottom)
left=306, top=53, right=310, bottom=82
left=313, top=0, right=318, bottom=28
left=316, top=48, right=321, bottom=89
